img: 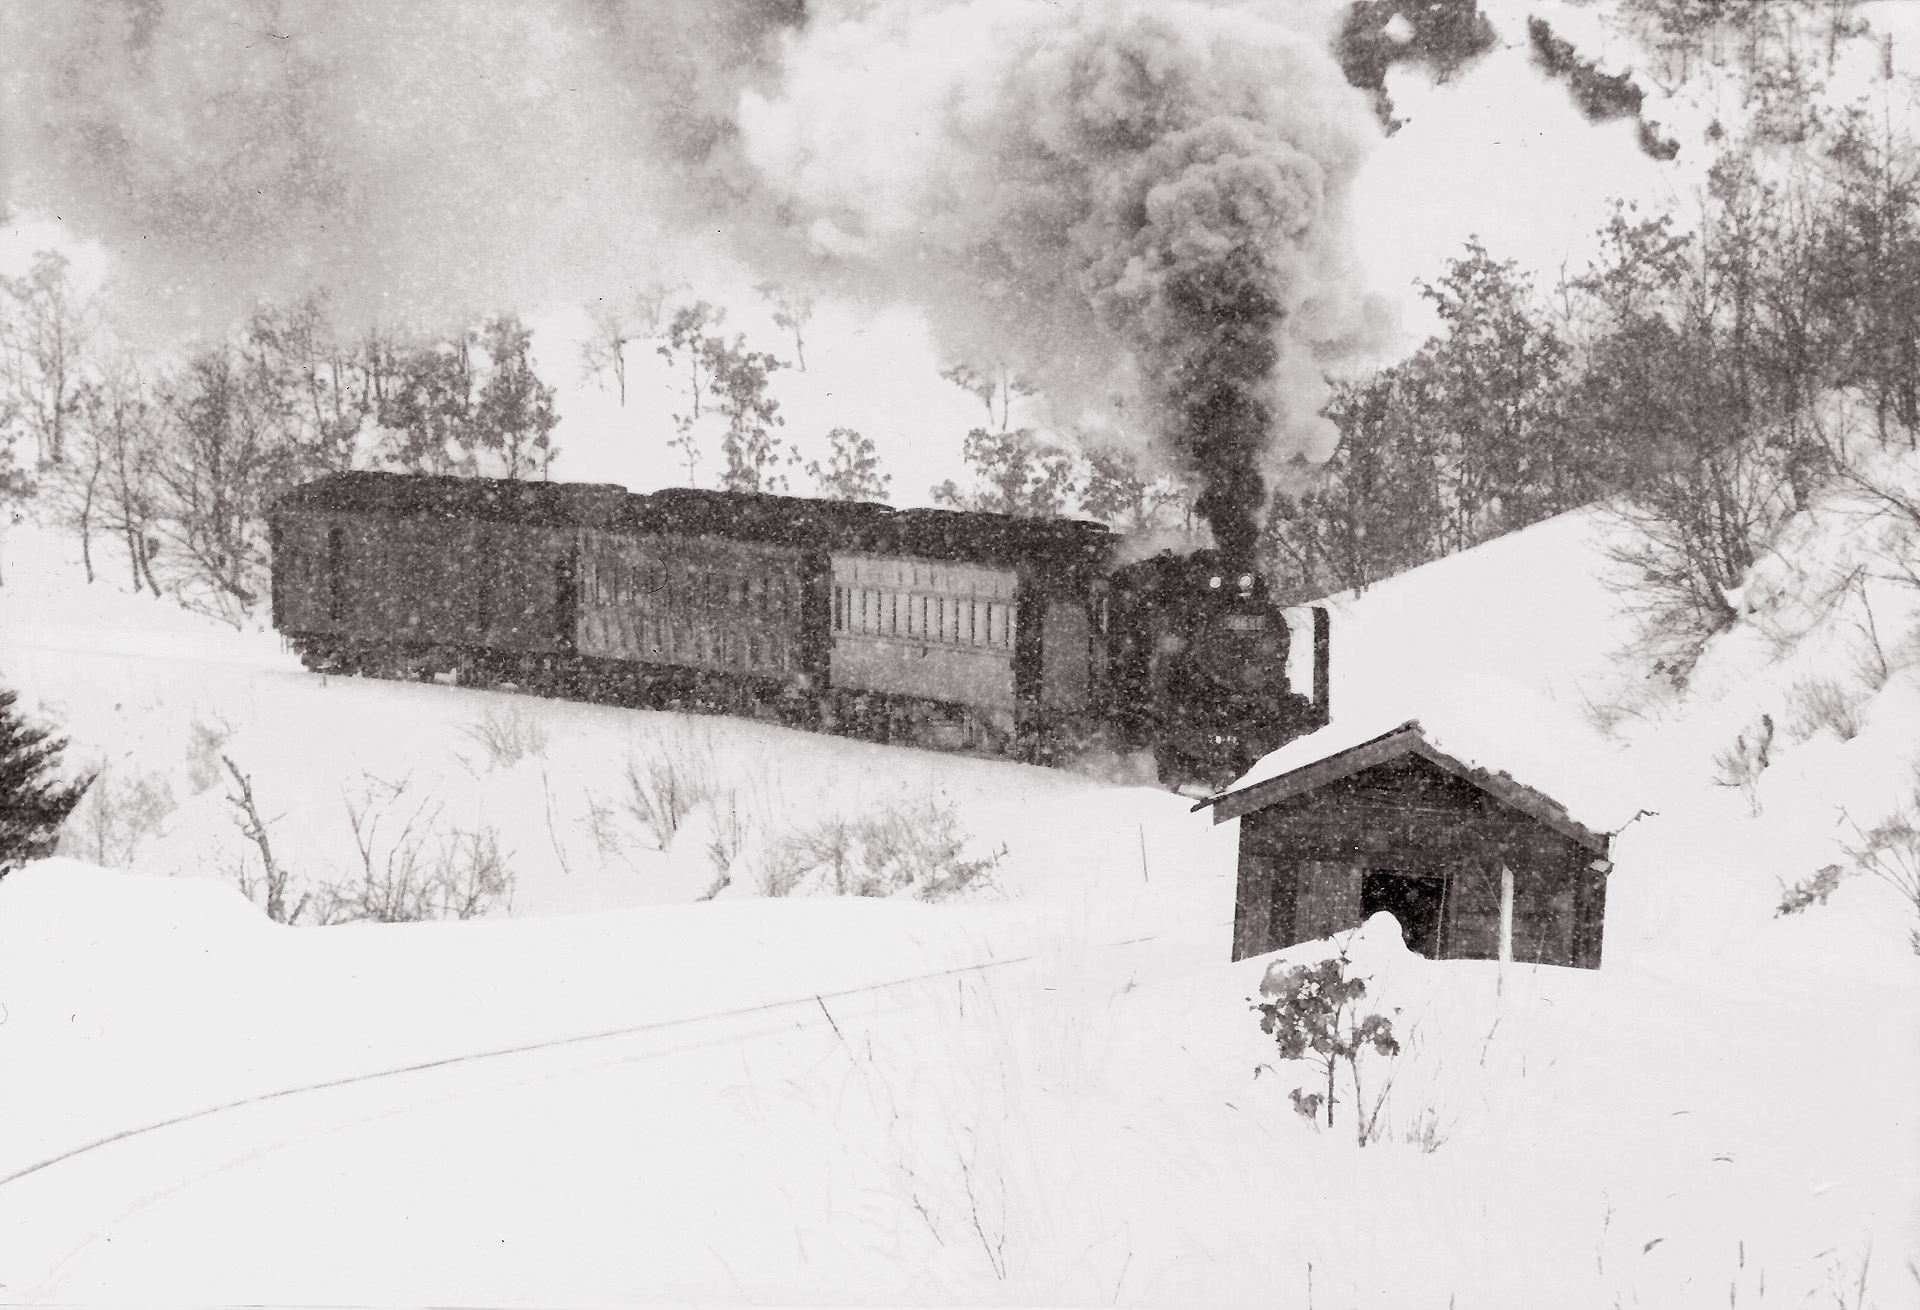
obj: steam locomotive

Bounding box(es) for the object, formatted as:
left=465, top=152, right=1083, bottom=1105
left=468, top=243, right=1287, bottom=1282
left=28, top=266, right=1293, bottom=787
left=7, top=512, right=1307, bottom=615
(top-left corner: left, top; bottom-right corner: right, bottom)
left=268, top=472, right=1329, bottom=787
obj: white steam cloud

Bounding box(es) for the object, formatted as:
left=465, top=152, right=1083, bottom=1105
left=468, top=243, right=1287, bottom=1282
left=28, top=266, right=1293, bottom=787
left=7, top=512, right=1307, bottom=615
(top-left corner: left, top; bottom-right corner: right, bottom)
left=0, top=0, right=802, bottom=336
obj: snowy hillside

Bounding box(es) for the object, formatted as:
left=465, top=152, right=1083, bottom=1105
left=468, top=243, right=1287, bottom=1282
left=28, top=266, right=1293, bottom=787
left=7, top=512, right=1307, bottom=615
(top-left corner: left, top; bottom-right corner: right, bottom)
left=0, top=495, right=1915, bottom=1306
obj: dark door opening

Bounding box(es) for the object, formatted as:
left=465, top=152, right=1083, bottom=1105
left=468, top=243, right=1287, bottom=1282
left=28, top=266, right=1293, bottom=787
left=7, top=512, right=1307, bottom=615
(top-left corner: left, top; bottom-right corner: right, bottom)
left=1362, top=871, right=1446, bottom=958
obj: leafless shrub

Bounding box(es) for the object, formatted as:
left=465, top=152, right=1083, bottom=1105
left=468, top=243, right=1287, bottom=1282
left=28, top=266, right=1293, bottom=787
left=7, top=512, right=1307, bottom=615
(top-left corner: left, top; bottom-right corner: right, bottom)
left=622, top=722, right=717, bottom=849
left=57, top=763, right=175, bottom=867
left=428, top=825, right=515, bottom=920
left=583, top=789, right=651, bottom=873
left=698, top=786, right=756, bottom=901
left=1785, top=678, right=1865, bottom=743
left=1398, top=1102, right=1453, bottom=1154
left=220, top=755, right=308, bottom=924
left=316, top=772, right=515, bottom=923
left=1843, top=794, right=1920, bottom=954
left=763, top=814, right=857, bottom=897
left=769, top=794, right=1005, bottom=901
left=183, top=713, right=236, bottom=793
left=1777, top=863, right=1849, bottom=916
left=459, top=703, right=549, bottom=771
left=1601, top=438, right=1796, bottom=688
left=1711, top=713, right=1774, bottom=814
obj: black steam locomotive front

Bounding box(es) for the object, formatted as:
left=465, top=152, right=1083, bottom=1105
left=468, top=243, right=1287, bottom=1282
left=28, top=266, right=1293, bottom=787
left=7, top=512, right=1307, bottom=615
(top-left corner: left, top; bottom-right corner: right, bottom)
left=1108, top=549, right=1328, bottom=789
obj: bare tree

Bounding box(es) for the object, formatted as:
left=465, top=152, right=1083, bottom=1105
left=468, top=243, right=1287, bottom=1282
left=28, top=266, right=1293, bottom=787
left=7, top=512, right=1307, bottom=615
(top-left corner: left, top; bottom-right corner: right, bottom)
left=580, top=287, right=670, bottom=406
left=243, top=294, right=373, bottom=477
left=756, top=281, right=814, bottom=372
left=154, top=349, right=298, bottom=622
left=62, top=362, right=164, bottom=594
left=0, top=250, right=93, bottom=468
left=940, top=363, right=1032, bottom=433
left=807, top=427, right=891, bottom=502
left=222, top=755, right=308, bottom=925
left=472, top=314, right=558, bottom=480
left=930, top=427, right=1077, bottom=518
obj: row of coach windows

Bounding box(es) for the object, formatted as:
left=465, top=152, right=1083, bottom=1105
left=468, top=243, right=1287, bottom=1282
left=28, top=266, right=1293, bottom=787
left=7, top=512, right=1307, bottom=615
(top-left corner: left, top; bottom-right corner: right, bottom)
left=831, top=587, right=1014, bottom=649
left=592, top=560, right=792, bottom=618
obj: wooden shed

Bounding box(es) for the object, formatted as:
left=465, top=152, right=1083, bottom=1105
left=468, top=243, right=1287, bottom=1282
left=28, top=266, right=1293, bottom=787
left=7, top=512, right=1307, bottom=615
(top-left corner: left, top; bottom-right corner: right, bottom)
left=1202, top=721, right=1612, bottom=969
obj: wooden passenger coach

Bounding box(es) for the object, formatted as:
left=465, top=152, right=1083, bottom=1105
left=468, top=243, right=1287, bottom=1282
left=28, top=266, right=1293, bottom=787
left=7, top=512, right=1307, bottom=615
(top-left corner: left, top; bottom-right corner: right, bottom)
left=267, top=472, right=1119, bottom=760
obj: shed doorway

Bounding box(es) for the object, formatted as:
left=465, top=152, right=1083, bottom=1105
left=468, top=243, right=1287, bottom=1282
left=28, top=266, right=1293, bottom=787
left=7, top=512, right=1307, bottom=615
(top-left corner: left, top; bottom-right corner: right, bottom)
left=1362, top=871, right=1445, bottom=958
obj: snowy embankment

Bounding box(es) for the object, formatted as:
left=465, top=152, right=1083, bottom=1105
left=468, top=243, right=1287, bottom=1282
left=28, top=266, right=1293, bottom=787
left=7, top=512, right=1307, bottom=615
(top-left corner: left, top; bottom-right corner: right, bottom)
left=0, top=505, right=1914, bottom=1306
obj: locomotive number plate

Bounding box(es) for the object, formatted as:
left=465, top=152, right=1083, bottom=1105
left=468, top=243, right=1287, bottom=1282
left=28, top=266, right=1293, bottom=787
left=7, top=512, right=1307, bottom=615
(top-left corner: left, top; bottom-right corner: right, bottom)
left=1224, top=614, right=1268, bottom=632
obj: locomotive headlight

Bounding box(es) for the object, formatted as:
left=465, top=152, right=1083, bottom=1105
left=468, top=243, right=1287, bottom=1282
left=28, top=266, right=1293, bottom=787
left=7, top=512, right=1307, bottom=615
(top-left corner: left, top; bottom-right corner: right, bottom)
left=1208, top=575, right=1222, bottom=589
left=1237, top=573, right=1254, bottom=591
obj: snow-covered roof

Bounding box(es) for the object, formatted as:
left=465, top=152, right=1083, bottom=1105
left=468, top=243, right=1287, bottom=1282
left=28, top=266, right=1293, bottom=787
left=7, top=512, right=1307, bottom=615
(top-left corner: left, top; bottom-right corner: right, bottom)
left=1200, top=675, right=1642, bottom=847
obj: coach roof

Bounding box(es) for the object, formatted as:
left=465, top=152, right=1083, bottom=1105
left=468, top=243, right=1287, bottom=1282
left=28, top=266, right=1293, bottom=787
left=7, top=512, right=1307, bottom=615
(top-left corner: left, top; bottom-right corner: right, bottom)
left=275, top=474, right=1113, bottom=573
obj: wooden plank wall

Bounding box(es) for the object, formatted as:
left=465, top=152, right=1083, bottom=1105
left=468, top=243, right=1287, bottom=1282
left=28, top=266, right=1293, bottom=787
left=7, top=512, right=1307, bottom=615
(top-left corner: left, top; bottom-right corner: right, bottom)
left=1232, top=754, right=1605, bottom=968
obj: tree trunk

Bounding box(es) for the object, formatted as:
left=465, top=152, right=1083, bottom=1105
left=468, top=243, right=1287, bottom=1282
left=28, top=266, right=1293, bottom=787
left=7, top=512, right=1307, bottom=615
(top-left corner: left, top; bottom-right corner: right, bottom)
left=77, top=464, right=98, bottom=584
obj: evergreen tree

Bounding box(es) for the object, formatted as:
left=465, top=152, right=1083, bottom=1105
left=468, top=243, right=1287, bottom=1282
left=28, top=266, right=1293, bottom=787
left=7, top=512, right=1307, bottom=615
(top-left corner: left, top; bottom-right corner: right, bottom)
left=0, top=687, right=91, bottom=876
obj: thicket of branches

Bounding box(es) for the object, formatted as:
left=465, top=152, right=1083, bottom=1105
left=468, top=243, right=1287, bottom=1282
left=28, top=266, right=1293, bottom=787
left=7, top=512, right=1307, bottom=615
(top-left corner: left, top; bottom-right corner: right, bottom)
left=0, top=275, right=562, bottom=624
left=1269, top=102, right=1920, bottom=677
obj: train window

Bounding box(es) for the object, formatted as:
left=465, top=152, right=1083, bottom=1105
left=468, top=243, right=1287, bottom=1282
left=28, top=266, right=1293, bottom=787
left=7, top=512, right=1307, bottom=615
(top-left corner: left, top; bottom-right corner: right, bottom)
left=326, top=526, right=347, bottom=622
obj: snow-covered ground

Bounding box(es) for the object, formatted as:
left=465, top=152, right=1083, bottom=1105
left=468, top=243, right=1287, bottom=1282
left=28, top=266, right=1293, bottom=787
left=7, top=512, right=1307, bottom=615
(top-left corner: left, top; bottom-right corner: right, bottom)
left=0, top=500, right=1915, bottom=1307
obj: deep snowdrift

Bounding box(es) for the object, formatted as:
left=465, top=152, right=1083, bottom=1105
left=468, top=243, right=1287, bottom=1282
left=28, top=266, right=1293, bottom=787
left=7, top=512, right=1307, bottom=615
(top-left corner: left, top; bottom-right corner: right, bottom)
left=0, top=497, right=1914, bottom=1306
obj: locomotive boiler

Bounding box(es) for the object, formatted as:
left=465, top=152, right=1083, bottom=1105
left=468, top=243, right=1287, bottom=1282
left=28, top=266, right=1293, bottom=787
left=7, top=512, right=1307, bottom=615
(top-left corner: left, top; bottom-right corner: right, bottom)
left=268, top=472, right=1329, bottom=787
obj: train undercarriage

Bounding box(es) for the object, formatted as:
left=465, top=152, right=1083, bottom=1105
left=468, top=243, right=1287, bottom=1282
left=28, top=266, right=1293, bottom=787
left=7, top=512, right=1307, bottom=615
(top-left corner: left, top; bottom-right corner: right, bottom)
left=288, top=633, right=1118, bottom=771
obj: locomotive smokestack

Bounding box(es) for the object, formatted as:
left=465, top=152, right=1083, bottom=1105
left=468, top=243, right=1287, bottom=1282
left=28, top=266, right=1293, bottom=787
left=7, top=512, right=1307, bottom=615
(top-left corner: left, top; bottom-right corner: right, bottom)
left=739, top=4, right=1383, bottom=555
left=1312, top=605, right=1330, bottom=727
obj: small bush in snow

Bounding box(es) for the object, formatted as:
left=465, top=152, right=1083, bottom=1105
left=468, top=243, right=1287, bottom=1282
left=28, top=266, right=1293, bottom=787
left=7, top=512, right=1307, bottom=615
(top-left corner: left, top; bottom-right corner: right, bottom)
left=1711, top=713, right=1773, bottom=813
left=183, top=713, right=236, bottom=792
left=1776, top=863, right=1848, bottom=916
left=622, top=723, right=718, bottom=849
left=698, top=786, right=756, bottom=900
left=1253, top=949, right=1402, bottom=1145
left=1784, top=678, right=1865, bottom=743
left=1843, top=793, right=1920, bottom=955
left=460, top=704, right=550, bottom=771
left=58, top=763, right=175, bottom=867
left=762, top=813, right=856, bottom=896
left=765, top=794, right=1005, bottom=901
left=310, top=772, right=516, bottom=924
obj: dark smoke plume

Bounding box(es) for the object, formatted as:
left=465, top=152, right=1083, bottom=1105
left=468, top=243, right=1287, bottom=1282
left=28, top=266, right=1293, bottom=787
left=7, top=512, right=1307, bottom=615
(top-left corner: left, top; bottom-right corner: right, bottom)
left=1337, top=0, right=1497, bottom=134
left=1527, top=16, right=1678, bottom=160
left=743, top=0, right=1386, bottom=562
